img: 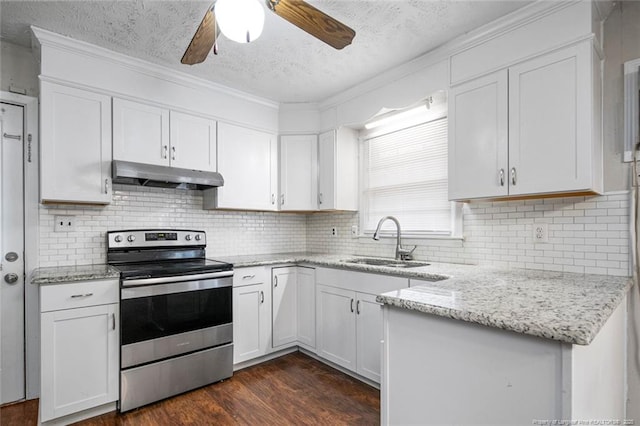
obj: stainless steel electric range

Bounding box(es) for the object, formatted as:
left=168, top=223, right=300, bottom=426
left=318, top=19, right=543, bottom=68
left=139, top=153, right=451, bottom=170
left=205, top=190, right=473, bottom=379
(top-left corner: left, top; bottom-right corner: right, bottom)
left=107, top=229, right=233, bottom=412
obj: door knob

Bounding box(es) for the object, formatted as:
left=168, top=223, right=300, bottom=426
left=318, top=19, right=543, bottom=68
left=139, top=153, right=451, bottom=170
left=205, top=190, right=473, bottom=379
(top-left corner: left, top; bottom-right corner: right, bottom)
left=4, top=273, right=19, bottom=284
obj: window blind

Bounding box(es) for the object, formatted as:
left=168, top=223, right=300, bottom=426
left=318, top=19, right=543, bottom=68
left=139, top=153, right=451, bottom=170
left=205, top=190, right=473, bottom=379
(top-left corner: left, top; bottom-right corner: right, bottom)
left=362, top=117, right=450, bottom=235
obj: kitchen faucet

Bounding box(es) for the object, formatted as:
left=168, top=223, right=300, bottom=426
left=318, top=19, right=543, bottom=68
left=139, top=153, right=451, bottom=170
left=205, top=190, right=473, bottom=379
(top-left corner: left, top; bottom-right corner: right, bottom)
left=372, top=216, right=416, bottom=261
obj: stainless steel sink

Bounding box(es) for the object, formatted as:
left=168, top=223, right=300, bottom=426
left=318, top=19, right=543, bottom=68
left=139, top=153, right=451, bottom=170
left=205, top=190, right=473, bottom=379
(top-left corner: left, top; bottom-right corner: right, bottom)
left=343, top=258, right=430, bottom=268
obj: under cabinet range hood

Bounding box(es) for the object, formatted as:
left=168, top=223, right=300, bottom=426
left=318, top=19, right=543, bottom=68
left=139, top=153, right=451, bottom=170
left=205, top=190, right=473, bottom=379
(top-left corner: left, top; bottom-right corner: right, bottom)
left=112, top=160, right=224, bottom=190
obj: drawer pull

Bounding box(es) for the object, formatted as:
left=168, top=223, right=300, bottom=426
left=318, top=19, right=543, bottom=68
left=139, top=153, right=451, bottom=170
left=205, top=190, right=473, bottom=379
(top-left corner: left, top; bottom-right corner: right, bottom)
left=243, top=274, right=256, bottom=279
left=70, top=293, right=93, bottom=298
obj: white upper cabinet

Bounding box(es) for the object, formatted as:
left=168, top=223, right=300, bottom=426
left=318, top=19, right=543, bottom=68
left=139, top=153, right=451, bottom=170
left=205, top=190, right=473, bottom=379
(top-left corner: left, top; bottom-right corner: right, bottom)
left=508, top=42, right=598, bottom=196
left=113, top=98, right=169, bottom=167
left=318, top=128, right=358, bottom=211
left=113, top=98, right=217, bottom=172
left=216, top=122, right=278, bottom=211
left=40, top=82, right=112, bottom=204
left=280, top=135, right=318, bottom=211
left=169, top=111, right=216, bottom=172
left=448, top=71, right=508, bottom=200
left=448, top=40, right=602, bottom=200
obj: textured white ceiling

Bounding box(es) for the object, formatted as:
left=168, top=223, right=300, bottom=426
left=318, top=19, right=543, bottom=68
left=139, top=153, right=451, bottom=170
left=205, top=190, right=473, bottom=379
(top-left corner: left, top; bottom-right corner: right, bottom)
left=0, top=0, right=530, bottom=103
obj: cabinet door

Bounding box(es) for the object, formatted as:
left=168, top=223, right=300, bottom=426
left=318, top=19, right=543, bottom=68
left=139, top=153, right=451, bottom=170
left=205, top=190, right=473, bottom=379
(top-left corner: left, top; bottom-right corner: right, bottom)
left=508, top=42, right=593, bottom=195
left=112, top=98, right=170, bottom=166
left=217, top=122, right=278, bottom=210
left=40, top=82, right=112, bottom=204
left=356, top=293, right=383, bottom=383
left=40, top=304, right=118, bottom=422
left=233, top=283, right=270, bottom=363
left=280, top=135, right=318, bottom=210
left=272, top=267, right=297, bottom=348
left=170, top=111, right=216, bottom=172
left=296, top=267, right=316, bottom=349
left=316, top=285, right=356, bottom=371
left=448, top=71, right=508, bottom=200
left=318, top=130, right=336, bottom=210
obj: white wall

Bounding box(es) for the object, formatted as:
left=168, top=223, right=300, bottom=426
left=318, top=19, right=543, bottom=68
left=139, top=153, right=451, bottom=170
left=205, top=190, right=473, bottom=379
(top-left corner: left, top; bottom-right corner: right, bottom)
left=39, top=185, right=307, bottom=267
left=0, top=40, right=39, bottom=97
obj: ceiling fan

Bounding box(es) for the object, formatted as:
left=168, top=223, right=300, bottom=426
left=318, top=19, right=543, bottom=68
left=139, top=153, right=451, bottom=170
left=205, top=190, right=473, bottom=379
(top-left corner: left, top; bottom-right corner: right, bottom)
left=181, top=0, right=356, bottom=65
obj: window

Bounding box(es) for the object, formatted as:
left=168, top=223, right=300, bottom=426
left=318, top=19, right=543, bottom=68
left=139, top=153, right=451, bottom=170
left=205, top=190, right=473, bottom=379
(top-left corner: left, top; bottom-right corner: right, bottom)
left=360, top=111, right=457, bottom=237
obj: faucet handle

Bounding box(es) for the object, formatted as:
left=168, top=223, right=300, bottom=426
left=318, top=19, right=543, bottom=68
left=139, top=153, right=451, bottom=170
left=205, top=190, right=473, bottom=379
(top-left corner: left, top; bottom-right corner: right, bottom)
left=398, top=245, right=417, bottom=261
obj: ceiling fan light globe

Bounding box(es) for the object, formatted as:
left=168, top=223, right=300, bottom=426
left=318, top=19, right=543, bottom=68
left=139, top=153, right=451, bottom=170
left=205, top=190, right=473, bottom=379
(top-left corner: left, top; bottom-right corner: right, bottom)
left=216, top=0, right=265, bottom=44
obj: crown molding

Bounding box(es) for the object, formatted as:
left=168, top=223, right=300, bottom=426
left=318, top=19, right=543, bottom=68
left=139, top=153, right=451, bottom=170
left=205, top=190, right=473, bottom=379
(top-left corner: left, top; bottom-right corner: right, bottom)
left=30, top=26, right=280, bottom=110
left=319, top=0, right=575, bottom=110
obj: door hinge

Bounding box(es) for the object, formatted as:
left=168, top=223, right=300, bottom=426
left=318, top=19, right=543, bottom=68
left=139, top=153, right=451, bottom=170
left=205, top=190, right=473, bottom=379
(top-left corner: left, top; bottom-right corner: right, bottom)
left=27, top=134, right=32, bottom=163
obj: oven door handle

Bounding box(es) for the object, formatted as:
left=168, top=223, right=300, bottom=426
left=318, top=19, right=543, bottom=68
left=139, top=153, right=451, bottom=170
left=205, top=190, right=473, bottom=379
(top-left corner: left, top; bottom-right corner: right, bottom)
left=122, top=271, right=232, bottom=287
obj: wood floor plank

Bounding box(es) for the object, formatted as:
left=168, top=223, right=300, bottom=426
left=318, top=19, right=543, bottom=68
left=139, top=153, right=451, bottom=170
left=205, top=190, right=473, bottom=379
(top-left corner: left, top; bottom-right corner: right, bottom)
left=0, top=352, right=379, bottom=426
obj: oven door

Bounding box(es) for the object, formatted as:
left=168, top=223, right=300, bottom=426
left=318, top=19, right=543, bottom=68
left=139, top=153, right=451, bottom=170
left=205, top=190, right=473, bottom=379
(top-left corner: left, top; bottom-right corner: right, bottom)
left=120, top=272, right=232, bottom=368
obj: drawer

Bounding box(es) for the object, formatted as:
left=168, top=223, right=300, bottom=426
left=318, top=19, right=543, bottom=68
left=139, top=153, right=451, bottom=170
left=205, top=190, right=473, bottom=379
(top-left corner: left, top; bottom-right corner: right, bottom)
left=233, top=266, right=268, bottom=287
left=41, top=279, right=119, bottom=312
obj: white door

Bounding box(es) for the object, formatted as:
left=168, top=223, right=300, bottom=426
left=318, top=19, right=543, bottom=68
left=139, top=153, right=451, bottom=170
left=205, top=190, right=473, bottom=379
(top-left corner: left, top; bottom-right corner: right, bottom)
left=217, top=123, right=278, bottom=211
left=316, top=285, right=356, bottom=371
left=356, top=292, right=383, bottom=383
left=272, top=267, right=297, bottom=348
left=0, top=102, right=25, bottom=404
left=296, top=267, right=315, bottom=348
left=169, top=111, right=216, bottom=172
left=318, top=130, right=336, bottom=210
left=280, top=135, right=318, bottom=210
left=232, top=283, right=270, bottom=363
left=508, top=42, right=592, bottom=195
left=112, top=98, right=170, bottom=166
left=448, top=70, right=508, bottom=200
left=40, top=304, right=118, bottom=422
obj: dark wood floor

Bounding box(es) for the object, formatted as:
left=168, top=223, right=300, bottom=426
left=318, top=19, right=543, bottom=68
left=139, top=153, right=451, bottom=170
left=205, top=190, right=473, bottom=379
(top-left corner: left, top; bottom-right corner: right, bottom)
left=1, top=352, right=380, bottom=425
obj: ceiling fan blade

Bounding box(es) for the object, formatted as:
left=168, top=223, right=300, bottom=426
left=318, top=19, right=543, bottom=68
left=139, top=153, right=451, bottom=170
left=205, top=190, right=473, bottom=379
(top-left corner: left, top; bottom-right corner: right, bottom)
left=269, top=0, right=355, bottom=50
left=181, top=5, right=219, bottom=65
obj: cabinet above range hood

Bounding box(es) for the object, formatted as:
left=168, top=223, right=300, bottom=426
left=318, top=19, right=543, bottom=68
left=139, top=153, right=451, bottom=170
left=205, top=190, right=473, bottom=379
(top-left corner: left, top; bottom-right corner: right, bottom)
left=112, top=160, right=224, bottom=190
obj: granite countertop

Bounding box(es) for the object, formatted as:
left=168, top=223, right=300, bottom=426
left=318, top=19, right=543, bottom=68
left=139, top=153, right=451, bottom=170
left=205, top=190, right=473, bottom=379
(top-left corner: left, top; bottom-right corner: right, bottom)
left=31, top=264, right=120, bottom=285
left=219, top=252, right=633, bottom=346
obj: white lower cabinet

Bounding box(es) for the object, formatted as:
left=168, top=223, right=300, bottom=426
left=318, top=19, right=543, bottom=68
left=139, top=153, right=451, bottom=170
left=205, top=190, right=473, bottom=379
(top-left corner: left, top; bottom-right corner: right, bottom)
left=296, top=267, right=316, bottom=349
left=40, top=279, right=119, bottom=423
left=272, top=267, right=298, bottom=348
left=315, top=268, right=408, bottom=384
left=232, top=267, right=271, bottom=364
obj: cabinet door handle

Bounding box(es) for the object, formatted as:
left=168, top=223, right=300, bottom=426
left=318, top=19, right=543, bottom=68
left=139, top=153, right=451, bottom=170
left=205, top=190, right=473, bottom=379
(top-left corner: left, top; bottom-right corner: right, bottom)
left=499, top=169, right=505, bottom=187
left=70, top=293, right=93, bottom=298
left=356, top=300, right=361, bottom=315
left=318, top=193, right=323, bottom=204
left=511, top=167, right=517, bottom=186
left=243, top=274, right=255, bottom=279
left=260, top=291, right=264, bottom=304
left=163, top=145, right=168, bottom=159
left=350, top=298, right=354, bottom=313
left=280, top=194, right=285, bottom=205
left=104, top=178, right=110, bottom=194
left=271, top=194, right=275, bottom=205
left=172, top=146, right=176, bottom=161
left=111, top=313, right=116, bottom=330
left=274, top=275, right=278, bottom=287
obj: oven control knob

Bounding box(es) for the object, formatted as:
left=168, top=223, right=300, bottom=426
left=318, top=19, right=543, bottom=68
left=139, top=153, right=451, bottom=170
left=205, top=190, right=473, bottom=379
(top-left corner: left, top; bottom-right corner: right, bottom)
left=114, top=235, right=123, bottom=243
left=127, top=235, right=136, bottom=243
left=195, top=234, right=202, bottom=241
left=185, top=234, right=192, bottom=241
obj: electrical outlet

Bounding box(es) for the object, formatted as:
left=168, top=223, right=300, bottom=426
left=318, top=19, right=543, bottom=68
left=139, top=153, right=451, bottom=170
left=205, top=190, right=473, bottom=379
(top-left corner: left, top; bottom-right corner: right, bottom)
left=532, top=223, right=548, bottom=243
left=351, top=225, right=358, bottom=238
left=54, top=215, right=76, bottom=232
left=330, top=227, right=338, bottom=237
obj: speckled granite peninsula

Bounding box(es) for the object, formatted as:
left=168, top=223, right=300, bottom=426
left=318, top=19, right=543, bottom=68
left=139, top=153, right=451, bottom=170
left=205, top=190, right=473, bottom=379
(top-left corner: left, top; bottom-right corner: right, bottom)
left=31, top=264, right=120, bottom=285
left=220, top=253, right=633, bottom=345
